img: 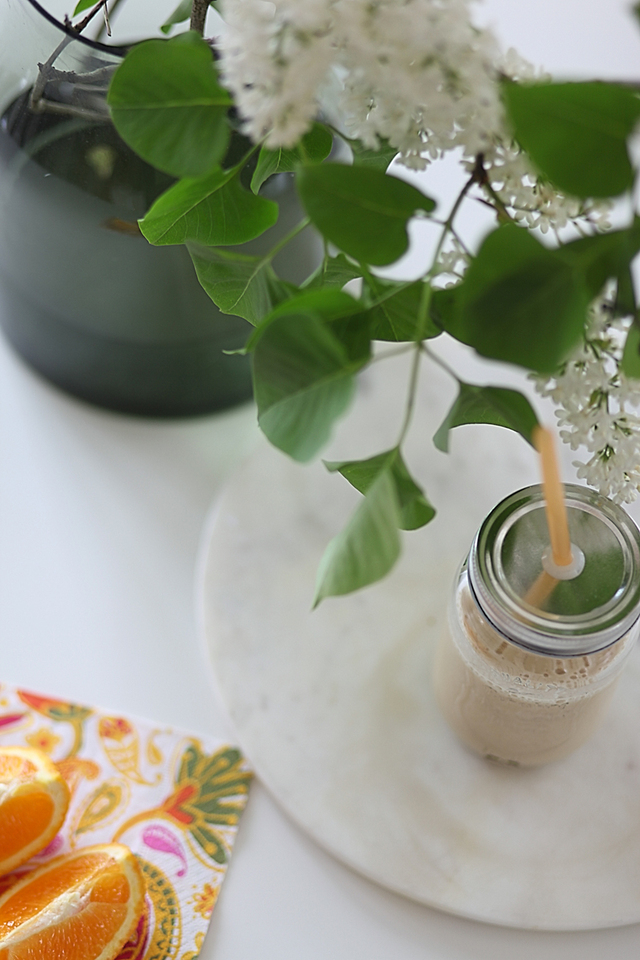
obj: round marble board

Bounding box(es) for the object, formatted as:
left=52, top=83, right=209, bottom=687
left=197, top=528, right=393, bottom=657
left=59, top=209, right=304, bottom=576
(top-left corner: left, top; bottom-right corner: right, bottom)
left=198, top=348, right=640, bottom=931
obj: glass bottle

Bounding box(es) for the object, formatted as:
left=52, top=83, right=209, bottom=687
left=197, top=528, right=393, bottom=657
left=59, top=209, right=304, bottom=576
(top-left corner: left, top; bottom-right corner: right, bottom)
left=434, top=484, right=640, bottom=766
left=0, top=0, right=321, bottom=416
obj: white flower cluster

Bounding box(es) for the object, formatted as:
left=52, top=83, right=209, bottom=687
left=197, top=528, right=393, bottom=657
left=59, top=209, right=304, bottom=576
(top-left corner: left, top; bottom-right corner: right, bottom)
left=219, top=0, right=611, bottom=236
left=219, top=0, right=502, bottom=157
left=476, top=143, right=612, bottom=235
left=534, top=293, right=640, bottom=504
left=433, top=237, right=469, bottom=283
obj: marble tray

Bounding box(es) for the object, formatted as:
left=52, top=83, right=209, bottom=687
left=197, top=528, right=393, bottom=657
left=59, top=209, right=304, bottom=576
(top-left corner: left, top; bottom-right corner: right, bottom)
left=197, top=349, right=640, bottom=930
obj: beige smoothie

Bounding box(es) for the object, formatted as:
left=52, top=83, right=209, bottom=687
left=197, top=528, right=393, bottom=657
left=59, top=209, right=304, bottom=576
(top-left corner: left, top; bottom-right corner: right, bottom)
left=434, top=575, right=632, bottom=766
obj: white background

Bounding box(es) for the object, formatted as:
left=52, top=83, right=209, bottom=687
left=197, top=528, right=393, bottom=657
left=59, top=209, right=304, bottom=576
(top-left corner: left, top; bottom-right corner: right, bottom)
left=4, top=0, right=640, bottom=956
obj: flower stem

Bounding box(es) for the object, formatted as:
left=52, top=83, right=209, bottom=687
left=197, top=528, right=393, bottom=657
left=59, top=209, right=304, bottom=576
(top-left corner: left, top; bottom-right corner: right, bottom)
left=396, top=171, right=477, bottom=447
left=190, top=0, right=210, bottom=34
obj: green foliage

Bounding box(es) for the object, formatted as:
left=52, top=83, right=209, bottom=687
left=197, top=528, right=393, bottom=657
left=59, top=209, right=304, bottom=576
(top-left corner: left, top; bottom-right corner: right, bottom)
left=296, top=164, right=436, bottom=265
left=189, top=246, right=289, bottom=324
left=313, top=470, right=402, bottom=606
left=250, top=124, right=333, bottom=194
left=103, top=26, right=640, bottom=604
left=250, top=292, right=370, bottom=461
left=325, top=450, right=435, bottom=530
left=365, top=278, right=441, bottom=341
left=556, top=219, right=640, bottom=315
left=440, top=224, right=591, bottom=373
left=622, top=323, right=640, bottom=379
left=302, top=254, right=363, bottom=291
left=502, top=80, right=640, bottom=198
left=433, top=383, right=539, bottom=452
left=139, top=169, right=278, bottom=246
left=108, top=33, right=231, bottom=179
left=350, top=139, right=398, bottom=173
left=245, top=289, right=364, bottom=349
left=160, top=0, right=194, bottom=33
left=73, top=0, right=95, bottom=14
left=160, top=0, right=218, bottom=33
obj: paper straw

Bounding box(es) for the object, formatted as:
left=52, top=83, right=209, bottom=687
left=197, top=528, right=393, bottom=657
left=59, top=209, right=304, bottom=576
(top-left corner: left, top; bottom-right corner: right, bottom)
left=523, top=426, right=573, bottom=608
left=533, top=425, right=572, bottom=567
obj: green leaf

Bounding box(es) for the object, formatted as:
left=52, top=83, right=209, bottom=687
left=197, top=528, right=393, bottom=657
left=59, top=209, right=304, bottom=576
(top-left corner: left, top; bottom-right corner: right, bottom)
left=433, top=383, right=539, bottom=453
left=313, top=470, right=402, bottom=606
left=302, top=253, right=362, bottom=291
left=245, top=289, right=364, bottom=350
left=73, top=0, right=95, bottom=14
left=327, top=313, right=372, bottom=366
left=252, top=307, right=365, bottom=460
left=160, top=0, right=194, bottom=33
left=350, top=139, right=398, bottom=173
left=140, top=169, right=278, bottom=246
left=634, top=1, right=640, bottom=26
left=429, top=286, right=459, bottom=333
left=366, top=278, right=440, bottom=341
left=250, top=124, right=333, bottom=194
left=325, top=449, right=435, bottom=530
left=189, top=246, right=288, bottom=324
left=622, top=322, right=640, bottom=379
left=296, top=164, right=436, bottom=266
left=502, top=80, right=640, bottom=198
left=442, top=224, right=590, bottom=373
left=108, top=33, right=231, bottom=178
left=556, top=219, right=640, bottom=315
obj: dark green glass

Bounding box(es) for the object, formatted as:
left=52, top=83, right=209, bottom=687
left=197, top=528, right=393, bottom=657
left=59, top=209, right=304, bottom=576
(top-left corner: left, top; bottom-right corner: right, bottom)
left=0, top=0, right=321, bottom=416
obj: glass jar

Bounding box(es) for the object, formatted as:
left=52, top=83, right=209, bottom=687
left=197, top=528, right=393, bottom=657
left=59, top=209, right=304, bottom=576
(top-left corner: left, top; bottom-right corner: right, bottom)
left=434, top=484, right=640, bottom=767
left=0, top=0, right=321, bottom=416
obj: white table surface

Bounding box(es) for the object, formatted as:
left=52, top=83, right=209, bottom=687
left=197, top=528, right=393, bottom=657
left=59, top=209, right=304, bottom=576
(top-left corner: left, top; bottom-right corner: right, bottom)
left=3, top=0, right=640, bottom=955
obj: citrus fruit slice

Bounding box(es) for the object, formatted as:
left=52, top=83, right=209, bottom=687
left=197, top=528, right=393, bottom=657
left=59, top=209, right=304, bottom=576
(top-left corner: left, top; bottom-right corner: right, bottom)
left=0, top=746, right=70, bottom=875
left=0, top=843, right=146, bottom=960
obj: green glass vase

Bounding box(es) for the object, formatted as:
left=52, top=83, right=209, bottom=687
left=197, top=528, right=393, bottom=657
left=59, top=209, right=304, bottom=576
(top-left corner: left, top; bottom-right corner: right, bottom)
left=0, top=0, right=321, bottom=416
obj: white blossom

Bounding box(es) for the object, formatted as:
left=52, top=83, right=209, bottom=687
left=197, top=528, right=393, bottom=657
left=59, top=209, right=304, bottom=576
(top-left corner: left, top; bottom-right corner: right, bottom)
left=219, top=0, right=612, bottom=236
left=219, top=0, right=502, bottom=157
left=534, top=292, right=640, bottom=504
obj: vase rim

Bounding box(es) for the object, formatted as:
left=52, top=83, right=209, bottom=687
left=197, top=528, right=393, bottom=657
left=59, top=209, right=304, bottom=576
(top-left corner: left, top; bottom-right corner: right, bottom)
left=24, top=0, right=127, bottom=56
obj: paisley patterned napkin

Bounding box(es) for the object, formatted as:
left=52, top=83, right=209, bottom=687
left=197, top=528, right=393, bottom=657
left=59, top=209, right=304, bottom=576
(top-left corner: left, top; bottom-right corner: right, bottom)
left=0, top=682, right=252, bottom=960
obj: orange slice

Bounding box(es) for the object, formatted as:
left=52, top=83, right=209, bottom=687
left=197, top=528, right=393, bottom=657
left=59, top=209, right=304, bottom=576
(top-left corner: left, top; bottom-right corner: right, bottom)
left=0, top=843, right=146, bottom=960
left=0, top=747, right=70, bottom=875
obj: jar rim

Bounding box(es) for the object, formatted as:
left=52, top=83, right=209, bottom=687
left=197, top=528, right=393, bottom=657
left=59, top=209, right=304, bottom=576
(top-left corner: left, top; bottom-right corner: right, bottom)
left=24, top=0, right=126, bottom=56
left=469, top=484, right=640, bottom=656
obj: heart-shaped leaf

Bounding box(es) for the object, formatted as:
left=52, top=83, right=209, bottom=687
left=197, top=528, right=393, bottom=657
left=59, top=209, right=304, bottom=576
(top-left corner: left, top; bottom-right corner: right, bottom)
left=296, top=164, right=435, bottom=266
left=140, top=170, right=278, bottom=246
left=250, top=124, right=333, bottom=194
left=433, top=382, right=539, bottom=452
left=108, top=33, right=231, bottom=178
left=302, top=253, right=363, bottom=291
left=556, top=218, right=640, bottom=315
left=325, top=449, right=435, bottom=530
left=313, top=470, right=402, bottom=606
left=189, top=246, right=289, bottom=324
left=442, top=224, right=590, bottom=373
left=365, top=278, right=441, bottom=341
left=502, top=80, right=640, bottom=198
left=252, top=307, right=363, bottom=461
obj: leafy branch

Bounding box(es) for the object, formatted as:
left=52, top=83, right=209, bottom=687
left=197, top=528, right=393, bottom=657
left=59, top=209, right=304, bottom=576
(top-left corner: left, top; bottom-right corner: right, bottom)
left=96, top=14, right=640, bottom=602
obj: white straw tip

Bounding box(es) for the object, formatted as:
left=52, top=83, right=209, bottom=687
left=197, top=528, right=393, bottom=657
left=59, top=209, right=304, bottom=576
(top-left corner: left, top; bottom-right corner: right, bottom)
left=541, top=544, right=585, bottom=581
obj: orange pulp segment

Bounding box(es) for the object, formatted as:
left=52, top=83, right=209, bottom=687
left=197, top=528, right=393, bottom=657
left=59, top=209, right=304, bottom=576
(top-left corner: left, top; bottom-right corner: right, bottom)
left=0, top=747, right=70, bottom=875
left=0, top=843, right=146, bottom=960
